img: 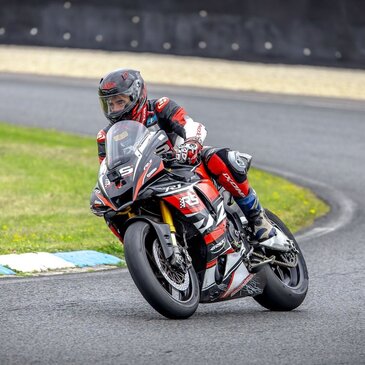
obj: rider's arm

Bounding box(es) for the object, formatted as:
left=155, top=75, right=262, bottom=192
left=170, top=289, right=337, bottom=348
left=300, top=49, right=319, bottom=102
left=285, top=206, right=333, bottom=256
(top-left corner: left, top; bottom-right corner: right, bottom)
left=96, top=127, right=110, bottom=164
left=153, top=97, right=207, bottom=146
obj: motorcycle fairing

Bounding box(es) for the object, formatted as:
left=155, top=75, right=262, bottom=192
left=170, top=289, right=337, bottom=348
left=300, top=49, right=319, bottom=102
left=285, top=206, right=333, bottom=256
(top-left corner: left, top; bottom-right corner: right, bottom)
left=160, top=168, right=232, bottom=263
left=200, top=257, right=266, bottom=303
left=98, top=153, right=164, bottom=209
left=97, top=121, right=166, bottom=210
left=97, top=121, right=267, bottom=304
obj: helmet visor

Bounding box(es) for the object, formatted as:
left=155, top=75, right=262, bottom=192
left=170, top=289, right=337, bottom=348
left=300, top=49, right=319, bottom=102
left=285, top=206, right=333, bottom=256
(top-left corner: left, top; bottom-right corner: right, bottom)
left=99, top=92, right=134, bottom=121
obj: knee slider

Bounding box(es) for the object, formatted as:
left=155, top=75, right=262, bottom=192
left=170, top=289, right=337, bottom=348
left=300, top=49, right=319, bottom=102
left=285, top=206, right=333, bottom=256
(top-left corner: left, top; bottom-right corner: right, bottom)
left=227, top=150, right=252, bottom=175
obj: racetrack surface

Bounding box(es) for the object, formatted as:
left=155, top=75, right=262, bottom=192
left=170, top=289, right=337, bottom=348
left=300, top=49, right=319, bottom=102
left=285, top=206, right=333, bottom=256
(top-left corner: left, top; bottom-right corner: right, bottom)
left=0, top=73, right=364, bottom=365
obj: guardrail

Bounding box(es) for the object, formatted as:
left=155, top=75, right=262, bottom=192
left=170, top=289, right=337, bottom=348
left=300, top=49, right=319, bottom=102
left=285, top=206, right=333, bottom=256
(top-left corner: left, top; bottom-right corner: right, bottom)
left=0, top=0, right=364, bottom=68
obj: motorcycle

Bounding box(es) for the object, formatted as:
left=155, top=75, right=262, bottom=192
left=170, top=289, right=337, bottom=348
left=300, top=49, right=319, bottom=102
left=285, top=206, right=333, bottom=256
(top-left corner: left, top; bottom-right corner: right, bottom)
left=94, top=120, right=308, bottom=319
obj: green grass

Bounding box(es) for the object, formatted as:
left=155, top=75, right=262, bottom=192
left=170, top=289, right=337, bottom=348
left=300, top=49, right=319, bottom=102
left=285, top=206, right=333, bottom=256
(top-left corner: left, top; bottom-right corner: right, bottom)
left=0, top=121, right=329, bottom=257
left=249, top=169, right=329, bottom=233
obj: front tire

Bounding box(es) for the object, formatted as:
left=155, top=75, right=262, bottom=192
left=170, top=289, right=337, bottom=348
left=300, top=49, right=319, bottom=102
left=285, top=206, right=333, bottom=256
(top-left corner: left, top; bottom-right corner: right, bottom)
left=253, top=210, right=309, bottom=311
left=123, top=221, right=200, bottom=319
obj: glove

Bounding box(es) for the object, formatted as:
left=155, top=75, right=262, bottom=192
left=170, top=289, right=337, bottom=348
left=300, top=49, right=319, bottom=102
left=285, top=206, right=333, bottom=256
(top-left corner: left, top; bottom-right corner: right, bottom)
left=175, top=139, right=202, bottom=164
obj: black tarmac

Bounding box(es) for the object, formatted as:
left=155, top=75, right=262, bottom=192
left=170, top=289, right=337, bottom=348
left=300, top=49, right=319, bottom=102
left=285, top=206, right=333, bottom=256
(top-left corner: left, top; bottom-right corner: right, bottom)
left=0, top=74, right=364, bottom=365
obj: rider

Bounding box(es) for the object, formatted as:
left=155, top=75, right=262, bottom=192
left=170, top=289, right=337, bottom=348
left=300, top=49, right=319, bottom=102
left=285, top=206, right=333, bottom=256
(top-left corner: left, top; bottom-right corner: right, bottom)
left=90, top=69, right=276, bottom=243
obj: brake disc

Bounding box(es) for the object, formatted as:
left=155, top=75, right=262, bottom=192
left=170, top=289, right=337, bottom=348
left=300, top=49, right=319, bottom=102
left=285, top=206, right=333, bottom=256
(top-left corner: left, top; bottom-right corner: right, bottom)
left=152, top=241, right=190, bottom=291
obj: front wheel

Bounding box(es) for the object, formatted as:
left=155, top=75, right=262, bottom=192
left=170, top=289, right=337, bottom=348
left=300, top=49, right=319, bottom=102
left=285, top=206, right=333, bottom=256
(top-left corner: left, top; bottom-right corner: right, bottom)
left=253, top=209, right=309, bottom=311
left=123, top=221, right=200, bottom=319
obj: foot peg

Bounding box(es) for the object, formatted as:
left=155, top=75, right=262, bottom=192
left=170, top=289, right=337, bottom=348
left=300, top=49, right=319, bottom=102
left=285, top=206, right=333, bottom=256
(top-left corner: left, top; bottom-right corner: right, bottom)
left=248, top=256, right=275, bottom=272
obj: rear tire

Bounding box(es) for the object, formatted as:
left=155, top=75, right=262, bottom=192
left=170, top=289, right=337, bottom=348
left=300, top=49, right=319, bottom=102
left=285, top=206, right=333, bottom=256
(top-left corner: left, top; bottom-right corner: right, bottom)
left=124, top=221, right=200, bottom=319
left=253, top=210, right=309, bottom=311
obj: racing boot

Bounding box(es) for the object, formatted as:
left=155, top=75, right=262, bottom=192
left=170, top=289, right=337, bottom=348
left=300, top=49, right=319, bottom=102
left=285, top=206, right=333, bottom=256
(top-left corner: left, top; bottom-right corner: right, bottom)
left=234, top=188, right=276, bottom=242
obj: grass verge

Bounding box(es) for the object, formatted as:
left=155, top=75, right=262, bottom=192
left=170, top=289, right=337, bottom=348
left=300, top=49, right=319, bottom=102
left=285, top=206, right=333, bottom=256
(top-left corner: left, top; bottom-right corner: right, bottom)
left=0, top=122, right=329, bottom=258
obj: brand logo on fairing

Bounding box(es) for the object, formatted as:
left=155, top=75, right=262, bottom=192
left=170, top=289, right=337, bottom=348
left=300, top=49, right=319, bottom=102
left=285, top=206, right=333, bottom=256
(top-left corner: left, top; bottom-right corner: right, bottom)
left=147, top=168, right=157, bottom=178
left=165, top=184, right=182, bottom=192
left=210, top=239, right=225, bottom=253
left=179, top=193, right=199, bottom=208
left=119, top=165, right=134, bottom=177
left=144, top=160, right=152, bottom=170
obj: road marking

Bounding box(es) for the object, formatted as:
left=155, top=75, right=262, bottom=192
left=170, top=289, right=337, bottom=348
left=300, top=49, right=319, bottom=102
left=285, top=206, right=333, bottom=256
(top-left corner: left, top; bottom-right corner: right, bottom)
left=256, top=164, right=357, bottom=242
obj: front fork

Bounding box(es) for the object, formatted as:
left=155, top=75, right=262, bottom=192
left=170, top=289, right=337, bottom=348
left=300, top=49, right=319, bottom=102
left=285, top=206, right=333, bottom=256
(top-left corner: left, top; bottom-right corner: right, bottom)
left=160, top=200, right=178, bottom=248
left=160, top=200, right=191, bottom=269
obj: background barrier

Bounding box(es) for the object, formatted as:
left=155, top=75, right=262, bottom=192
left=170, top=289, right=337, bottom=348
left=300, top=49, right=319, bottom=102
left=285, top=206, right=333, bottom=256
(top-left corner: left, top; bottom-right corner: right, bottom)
left=0, top=0, right=364, bottom=68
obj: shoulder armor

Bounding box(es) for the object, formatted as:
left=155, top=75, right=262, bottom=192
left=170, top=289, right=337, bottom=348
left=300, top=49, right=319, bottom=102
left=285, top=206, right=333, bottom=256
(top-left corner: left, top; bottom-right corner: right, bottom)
left=155, top=97, right=170, bottom=112
left=97, top=129, right=106, bottom=142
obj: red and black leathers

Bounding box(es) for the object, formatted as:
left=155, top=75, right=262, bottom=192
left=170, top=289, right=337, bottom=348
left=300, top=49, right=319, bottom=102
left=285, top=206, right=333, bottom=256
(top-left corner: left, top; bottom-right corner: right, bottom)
left=202, top=147, right=250, bottom=198
left=96, top=97, right=206, bottom=164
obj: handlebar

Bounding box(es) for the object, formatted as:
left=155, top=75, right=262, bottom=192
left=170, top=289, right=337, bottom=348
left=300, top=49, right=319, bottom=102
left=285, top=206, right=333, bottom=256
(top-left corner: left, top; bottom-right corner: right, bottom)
left=160, top=150, right=177, bottom=162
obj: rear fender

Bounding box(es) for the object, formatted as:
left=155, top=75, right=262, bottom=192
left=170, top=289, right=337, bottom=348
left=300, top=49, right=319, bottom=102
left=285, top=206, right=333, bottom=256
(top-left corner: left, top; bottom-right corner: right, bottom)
left=122, top=216, right=174, bottom=259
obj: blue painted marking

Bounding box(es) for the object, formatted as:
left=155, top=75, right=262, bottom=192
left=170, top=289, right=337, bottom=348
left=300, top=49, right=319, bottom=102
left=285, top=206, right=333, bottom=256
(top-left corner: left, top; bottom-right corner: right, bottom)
left=0, top=265, right=16, bottom=275
left=54, top=250, right=123, bottom=268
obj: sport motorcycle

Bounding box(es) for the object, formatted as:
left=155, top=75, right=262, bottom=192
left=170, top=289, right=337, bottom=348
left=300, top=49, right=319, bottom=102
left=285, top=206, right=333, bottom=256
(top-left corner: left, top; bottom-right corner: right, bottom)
left=94, top=120, right=308, bottom=319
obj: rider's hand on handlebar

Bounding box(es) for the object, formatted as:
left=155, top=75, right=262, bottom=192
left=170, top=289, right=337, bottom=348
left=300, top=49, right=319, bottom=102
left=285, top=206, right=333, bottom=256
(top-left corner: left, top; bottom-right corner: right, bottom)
left=175, top=139, right=202, bottom=165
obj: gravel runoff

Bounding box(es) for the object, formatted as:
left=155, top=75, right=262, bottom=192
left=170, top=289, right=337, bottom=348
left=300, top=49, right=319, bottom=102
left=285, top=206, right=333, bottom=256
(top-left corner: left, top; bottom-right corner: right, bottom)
left=1, top=45, right=365, bottom=100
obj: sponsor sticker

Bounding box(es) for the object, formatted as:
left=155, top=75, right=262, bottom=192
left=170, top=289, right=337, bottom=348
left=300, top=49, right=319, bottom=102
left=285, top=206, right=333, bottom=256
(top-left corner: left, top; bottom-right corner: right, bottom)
left=113, top=131, right=128, bottom=141
left=180, top=193, right=199, bottom=208
left=119, top=165, right=134, bottom=177
left=102, top=81, right=117, bottom=90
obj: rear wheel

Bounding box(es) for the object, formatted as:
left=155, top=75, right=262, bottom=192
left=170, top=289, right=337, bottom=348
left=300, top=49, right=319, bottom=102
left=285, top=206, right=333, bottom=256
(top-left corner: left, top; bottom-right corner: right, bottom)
left=253, top=210, right=309, bottom=311
left=124, top=221, right=200, bottom=319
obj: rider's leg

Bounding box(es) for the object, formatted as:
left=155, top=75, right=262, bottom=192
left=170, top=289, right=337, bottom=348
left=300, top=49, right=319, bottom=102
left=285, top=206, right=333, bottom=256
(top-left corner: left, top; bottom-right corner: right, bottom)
left=202, top=147, right=276, bottom=241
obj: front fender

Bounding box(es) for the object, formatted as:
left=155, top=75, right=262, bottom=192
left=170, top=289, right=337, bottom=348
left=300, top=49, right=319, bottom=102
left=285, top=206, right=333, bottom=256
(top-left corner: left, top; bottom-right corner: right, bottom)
left=122, top=216, right=174, bottom=260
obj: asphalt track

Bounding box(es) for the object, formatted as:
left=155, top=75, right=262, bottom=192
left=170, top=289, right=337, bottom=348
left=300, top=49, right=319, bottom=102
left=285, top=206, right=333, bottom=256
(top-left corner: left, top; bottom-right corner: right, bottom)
left=0, top=73, right=364, bottom=365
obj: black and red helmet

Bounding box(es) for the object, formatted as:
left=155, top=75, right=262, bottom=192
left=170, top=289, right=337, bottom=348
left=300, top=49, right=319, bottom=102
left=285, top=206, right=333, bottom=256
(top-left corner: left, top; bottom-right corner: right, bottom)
left=98, top=69, right=147, bottom=124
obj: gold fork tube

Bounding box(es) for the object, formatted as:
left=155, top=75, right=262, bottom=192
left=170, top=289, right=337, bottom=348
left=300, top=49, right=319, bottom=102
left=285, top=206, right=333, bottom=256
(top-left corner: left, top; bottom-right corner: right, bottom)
left=160, top=200, right=178, bottom=246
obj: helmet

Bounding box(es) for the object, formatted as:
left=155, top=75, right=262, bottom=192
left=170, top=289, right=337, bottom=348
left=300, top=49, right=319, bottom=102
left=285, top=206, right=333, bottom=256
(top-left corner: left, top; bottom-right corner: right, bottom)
left=98, top=69, right=147, bottom=124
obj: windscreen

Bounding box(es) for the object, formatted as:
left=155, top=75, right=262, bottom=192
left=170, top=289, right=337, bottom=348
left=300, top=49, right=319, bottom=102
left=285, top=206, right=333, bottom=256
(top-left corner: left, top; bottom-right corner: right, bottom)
left=106, top=120, right=149, bottom=170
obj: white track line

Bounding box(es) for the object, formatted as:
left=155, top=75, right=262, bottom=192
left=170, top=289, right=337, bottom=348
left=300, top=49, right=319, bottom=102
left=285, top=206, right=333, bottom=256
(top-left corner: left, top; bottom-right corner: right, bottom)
left=255, top=164, right=357, bottom=242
